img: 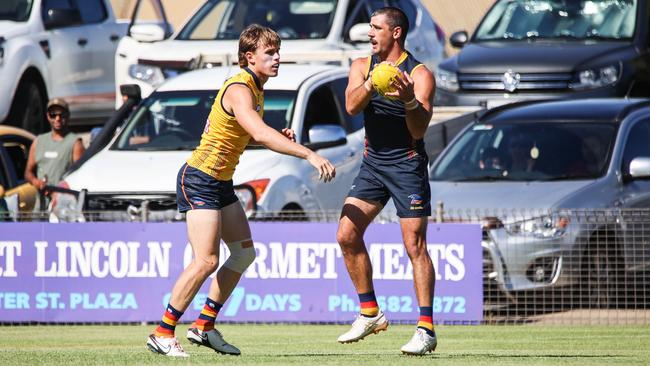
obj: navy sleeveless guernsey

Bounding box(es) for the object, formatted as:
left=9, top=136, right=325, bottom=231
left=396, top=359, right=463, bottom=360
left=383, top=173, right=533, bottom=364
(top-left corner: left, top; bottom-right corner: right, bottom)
left=363, top=51, right=426, bottom=164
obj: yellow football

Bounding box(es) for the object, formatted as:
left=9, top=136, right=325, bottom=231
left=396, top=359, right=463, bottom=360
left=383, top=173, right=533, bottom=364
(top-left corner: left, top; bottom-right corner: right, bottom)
left=371, top=63, right=402, bottom=100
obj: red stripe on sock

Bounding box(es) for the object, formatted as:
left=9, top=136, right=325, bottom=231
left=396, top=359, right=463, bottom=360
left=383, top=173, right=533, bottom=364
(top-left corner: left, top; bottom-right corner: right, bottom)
left=419, top=315, right=433, bottom=323
left=155, top=326, right=174, bottom=337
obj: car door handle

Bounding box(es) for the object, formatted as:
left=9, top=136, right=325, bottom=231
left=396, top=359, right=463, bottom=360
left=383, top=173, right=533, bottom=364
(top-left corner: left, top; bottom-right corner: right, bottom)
left=110, top=34, right=120, bottom=42
left=77, top=38, right=88, bottom=47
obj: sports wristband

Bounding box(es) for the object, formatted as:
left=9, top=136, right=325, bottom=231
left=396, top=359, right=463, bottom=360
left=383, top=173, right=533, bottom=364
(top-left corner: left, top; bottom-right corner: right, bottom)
left=404, top=97, right=419, bottom=110
left=364, top=79, right=372, bottom=92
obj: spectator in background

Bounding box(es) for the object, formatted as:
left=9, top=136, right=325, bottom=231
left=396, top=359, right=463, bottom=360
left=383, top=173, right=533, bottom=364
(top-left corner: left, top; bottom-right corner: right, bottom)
left=24, top=98, right=85, bottom=211
left=507, top=133, right=537, bottom=173
left=479, top=147, right=505, bottom=171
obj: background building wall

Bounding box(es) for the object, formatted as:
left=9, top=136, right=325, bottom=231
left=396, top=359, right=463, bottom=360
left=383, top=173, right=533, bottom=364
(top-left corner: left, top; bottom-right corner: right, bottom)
left=108, top=0, right=495, bottom=56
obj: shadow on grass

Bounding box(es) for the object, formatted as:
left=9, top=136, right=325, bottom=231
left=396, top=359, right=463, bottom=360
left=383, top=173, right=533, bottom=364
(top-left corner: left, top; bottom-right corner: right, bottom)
left=273, top=353, right=628, bottom=359
left=441, top=353, right=628, bottom=359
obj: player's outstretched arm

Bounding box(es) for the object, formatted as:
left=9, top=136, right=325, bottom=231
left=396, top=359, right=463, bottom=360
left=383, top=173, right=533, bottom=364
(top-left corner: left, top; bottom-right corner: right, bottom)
left=227, top=84, right=336, bottom=182
left=345, top=57, right=373, bottom=116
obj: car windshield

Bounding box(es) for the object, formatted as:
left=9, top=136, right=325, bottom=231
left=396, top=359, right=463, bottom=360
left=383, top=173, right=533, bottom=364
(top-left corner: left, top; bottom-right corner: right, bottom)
left=0, top=0, right=32, bottom=21
left=177, top=0, right=338, bottom=40
left=431, top=122, right=617, bottom=182
left=112, top=90, right=296, bottom=151
left=475, top=0, right=637, bottom=41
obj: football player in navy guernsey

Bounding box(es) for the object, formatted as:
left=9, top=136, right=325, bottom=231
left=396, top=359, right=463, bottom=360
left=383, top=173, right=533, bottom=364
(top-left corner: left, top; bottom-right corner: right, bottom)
left=336, top=6, right=438, bottom=355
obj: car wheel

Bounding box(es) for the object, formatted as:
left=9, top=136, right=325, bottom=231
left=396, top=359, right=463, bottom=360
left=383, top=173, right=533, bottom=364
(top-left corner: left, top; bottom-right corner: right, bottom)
left=580, top=232, right=624, bottom=308
left=279, top=204, right=307, bottom=221
left=7, top=79, right=47, bottom=134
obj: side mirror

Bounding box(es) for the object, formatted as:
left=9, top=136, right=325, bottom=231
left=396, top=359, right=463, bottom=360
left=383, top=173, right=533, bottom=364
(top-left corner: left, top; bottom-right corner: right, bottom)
left=450, top=30, right=469, bottom=48
left=305, top=125, right=347, bottom=150
left=129, top=23, right=167, bottom=42
left=120, top=83, right=142, bottom=101
left=629, top=157, right=650, bottom=179
left=348, top=23, right=370, bottom=43
left=43, top=8, right=82, bottom=29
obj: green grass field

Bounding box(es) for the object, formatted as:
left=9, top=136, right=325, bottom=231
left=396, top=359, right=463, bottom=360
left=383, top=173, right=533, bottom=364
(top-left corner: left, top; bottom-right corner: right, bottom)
left=1, top=324, right=648, bottom=365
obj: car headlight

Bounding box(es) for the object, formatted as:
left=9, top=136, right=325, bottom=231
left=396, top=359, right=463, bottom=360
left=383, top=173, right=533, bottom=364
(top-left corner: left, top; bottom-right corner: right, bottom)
left=128, top=64, right=165, bottom=86
left=435, top=68, right=459, bottom=92
left=50, top=192, right=85, bottom=222
left=570, top=63, right=620, bottom=90
left=234, top=186, right=255, bottom=217
left=504, top=214, right=569, bottom=239
left=234, top=179, right=270, bottom=217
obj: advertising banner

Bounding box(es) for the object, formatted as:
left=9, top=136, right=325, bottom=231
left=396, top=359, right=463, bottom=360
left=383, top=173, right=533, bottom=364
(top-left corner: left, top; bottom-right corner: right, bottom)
left=0, top=222, right=482, bottom=323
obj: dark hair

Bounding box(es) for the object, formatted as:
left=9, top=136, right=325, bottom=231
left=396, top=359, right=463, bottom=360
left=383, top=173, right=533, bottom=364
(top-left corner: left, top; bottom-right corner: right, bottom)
left=238, top=24, right=281, bottom=68
left=371, top=6, right=409, bottom=44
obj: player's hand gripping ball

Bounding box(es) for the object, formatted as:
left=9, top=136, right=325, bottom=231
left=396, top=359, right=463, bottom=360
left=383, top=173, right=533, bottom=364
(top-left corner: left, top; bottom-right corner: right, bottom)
left=371, top=63, right=401, bottom=100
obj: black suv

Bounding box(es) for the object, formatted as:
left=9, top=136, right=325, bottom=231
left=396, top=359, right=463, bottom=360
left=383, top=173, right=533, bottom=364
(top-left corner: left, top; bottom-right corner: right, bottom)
left=435, top=0, right=650, bottom=108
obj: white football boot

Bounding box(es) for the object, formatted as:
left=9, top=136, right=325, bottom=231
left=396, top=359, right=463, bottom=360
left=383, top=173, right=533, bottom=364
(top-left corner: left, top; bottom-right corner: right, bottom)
left=337, top=310, right=389, bottom=343
left=146, top=334, right=189, bottom=357
left=187, top=327, right=241, bottom=355
left=400, top=328, right=437, bottom=355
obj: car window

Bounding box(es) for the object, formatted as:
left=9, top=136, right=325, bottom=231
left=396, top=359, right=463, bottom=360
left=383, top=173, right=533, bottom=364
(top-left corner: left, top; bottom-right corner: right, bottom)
left=343, top=0, right=371, bottom=42
left=113, top=90, right=217, bottom=151
left=1, top=136, right=31, bottom=185
left=475, top=0, right=637, bottom=41
left=112, top=89, right=297, bottom=151
left=431, top=122, right=617, bottom=181
left=42, top=0, right=73, bottom=11
left=178, top=0, right=339, bottom=40
left=622, top=119, right=650, bottom=175
left=0, top=0, right=33, bottom=22
left=0, top=148, right=11, bottom=189
left=302, top=84, right=345, bottom=142
left=73, top=0, right=107, bottom=24
left=331, top=77, right=364, bottom=132
left=261, top=91, right=296, bottom=133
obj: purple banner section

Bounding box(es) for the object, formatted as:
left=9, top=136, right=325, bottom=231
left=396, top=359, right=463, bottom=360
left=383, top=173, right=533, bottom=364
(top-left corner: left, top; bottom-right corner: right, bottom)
left=0, top=222, right=482, bottom=323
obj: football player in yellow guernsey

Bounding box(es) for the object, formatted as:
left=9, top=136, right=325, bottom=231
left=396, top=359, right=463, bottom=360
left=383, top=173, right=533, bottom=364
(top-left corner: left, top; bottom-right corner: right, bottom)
left=146, top=24, right=336, bottom=358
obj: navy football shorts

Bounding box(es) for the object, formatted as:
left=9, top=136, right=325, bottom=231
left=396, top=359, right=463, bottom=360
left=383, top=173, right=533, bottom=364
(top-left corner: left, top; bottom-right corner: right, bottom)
left=176, top=163, right=239, bottom=213
left=347, top=155, right=431, bottom=218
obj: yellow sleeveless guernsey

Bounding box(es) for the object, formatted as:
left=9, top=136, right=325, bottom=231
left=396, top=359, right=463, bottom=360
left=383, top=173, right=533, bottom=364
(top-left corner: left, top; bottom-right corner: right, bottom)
left=187, top=68, right=264, bottom=180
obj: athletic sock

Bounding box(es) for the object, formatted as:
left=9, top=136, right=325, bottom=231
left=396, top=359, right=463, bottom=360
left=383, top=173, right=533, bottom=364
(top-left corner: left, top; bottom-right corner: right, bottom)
left=358, top=291, right=379, bottom=317
left=417, top=306, right=435, bottom=337
left=193, top=297, right=222, bottom=332
left=154, top=303, right=183, bottom=338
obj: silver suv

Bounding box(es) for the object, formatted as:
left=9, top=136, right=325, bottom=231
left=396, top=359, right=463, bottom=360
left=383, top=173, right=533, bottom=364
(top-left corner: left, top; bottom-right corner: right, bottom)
left=398, top=98, right=650, bottom=307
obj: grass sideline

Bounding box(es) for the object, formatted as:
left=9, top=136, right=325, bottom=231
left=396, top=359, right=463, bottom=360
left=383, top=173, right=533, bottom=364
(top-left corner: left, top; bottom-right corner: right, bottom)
left=1, top=324, right=648, bottom=365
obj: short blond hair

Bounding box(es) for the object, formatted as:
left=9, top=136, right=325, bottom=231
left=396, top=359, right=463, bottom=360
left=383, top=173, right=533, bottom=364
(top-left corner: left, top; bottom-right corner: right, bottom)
left=238, top=24, right=281, bottom=68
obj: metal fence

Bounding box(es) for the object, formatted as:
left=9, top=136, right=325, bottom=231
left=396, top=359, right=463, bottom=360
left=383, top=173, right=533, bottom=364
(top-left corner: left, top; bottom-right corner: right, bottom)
left=1, top=206, right=648, bottom=325
left=438, top=207, right=650, bottom=324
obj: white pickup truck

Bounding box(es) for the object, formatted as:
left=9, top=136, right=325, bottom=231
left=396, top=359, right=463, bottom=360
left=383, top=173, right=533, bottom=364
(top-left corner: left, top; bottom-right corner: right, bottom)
left=54, top=64, right=365, bottom=222
left=114, top=0, right=446, bottom=106
left=0, top=0, right=128, bottom=133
